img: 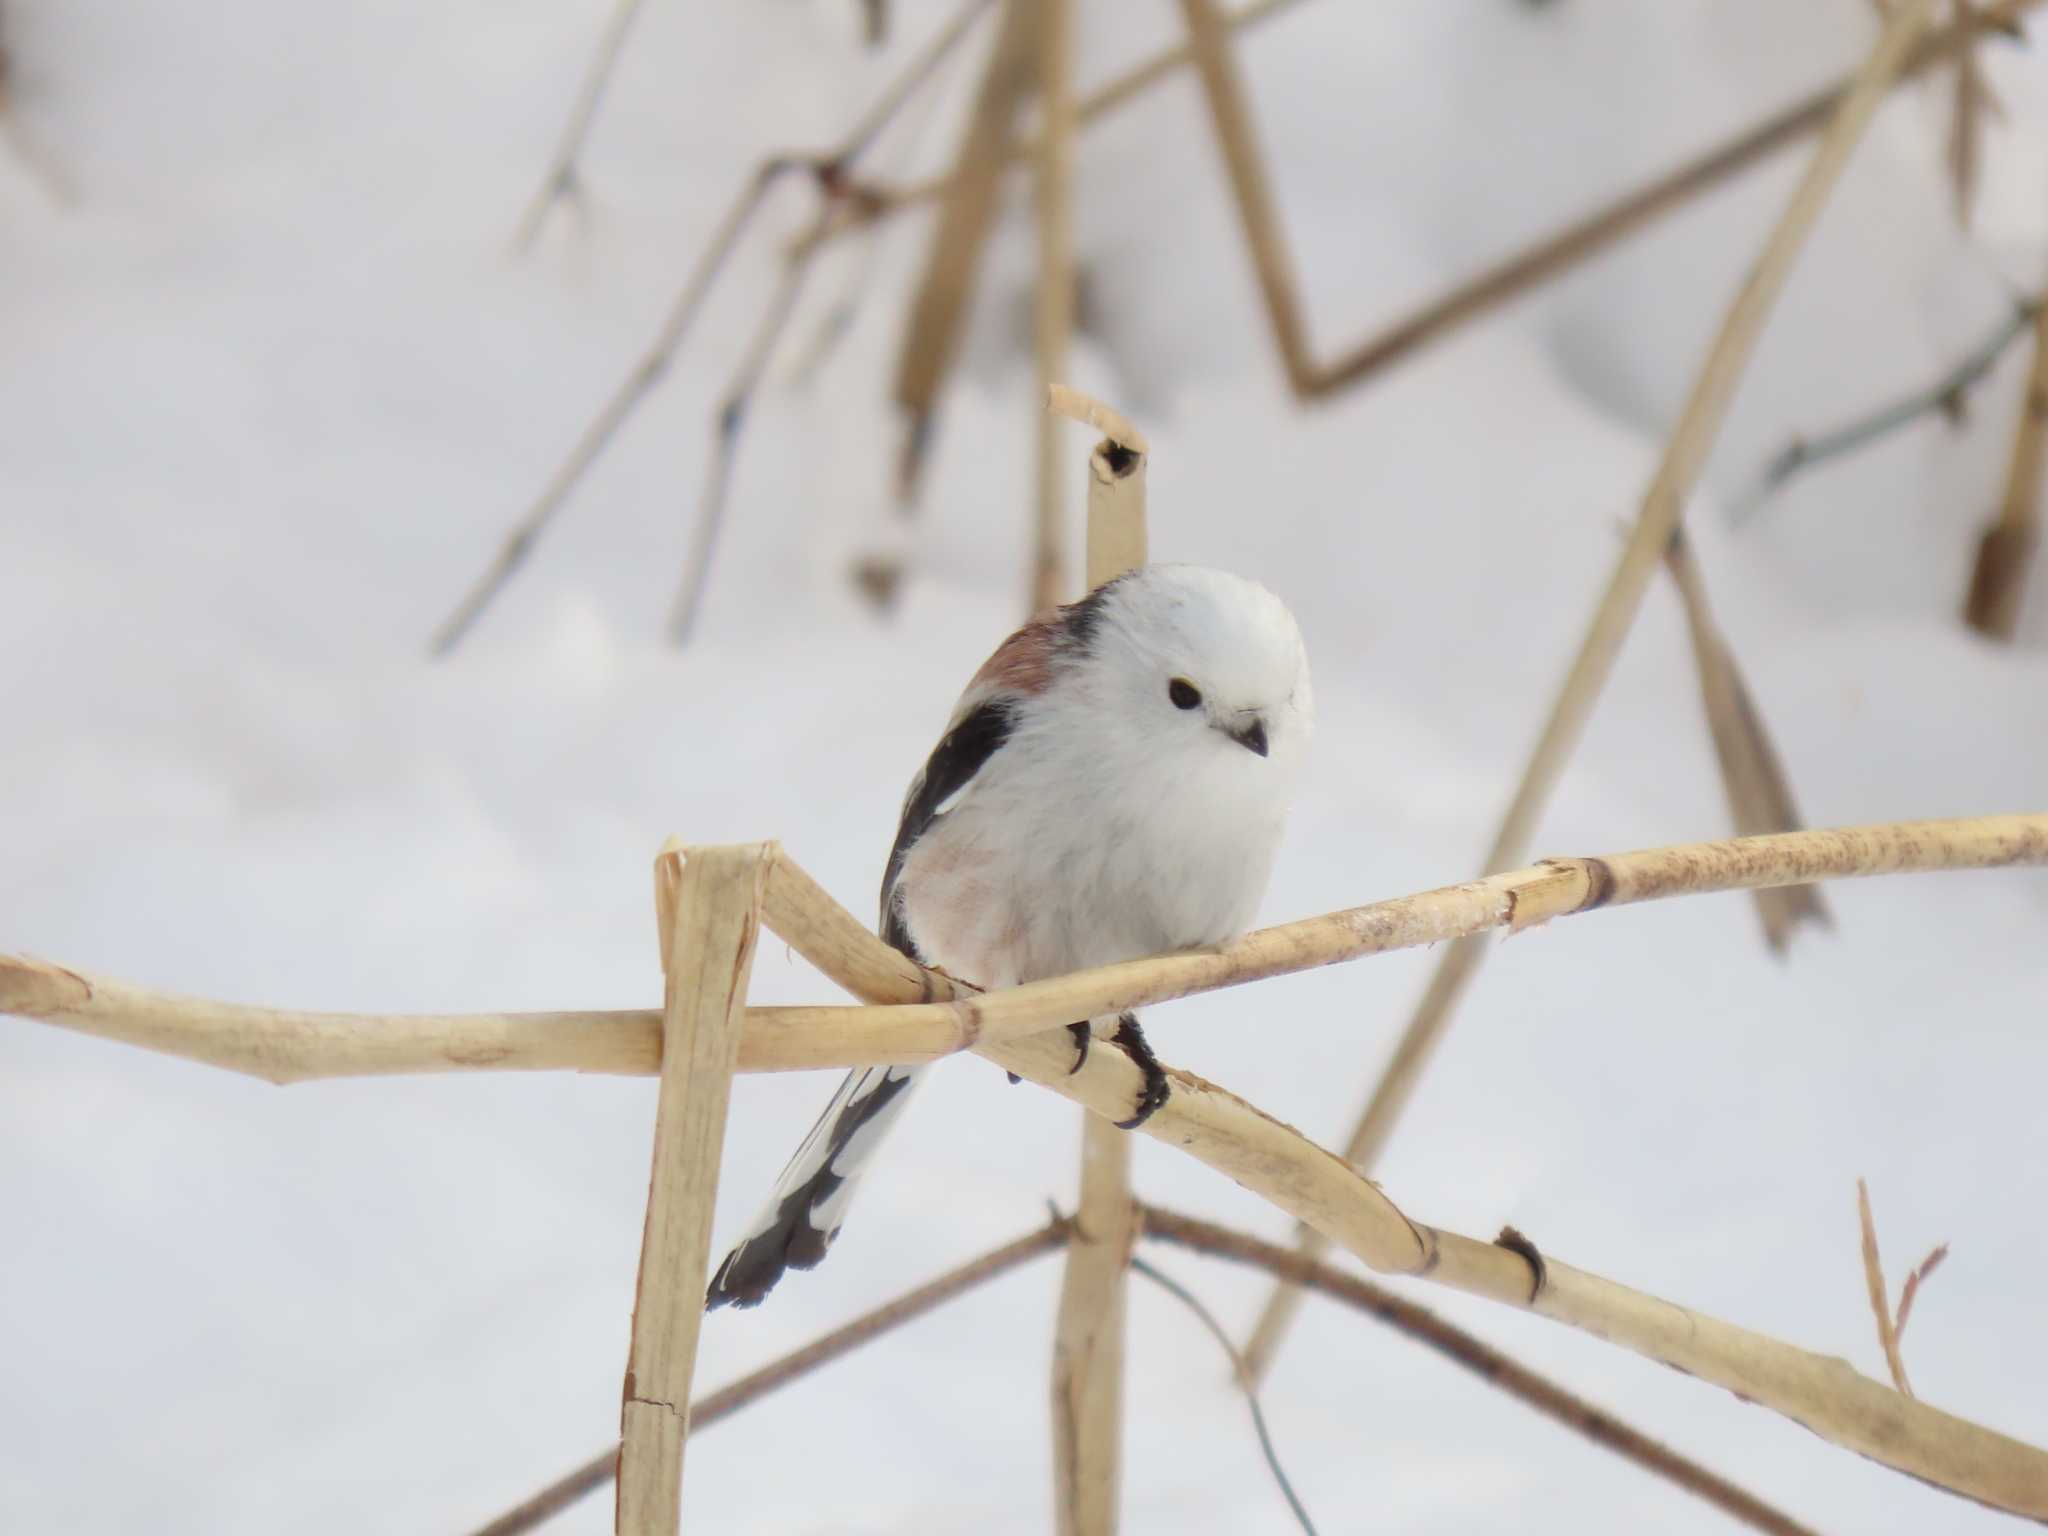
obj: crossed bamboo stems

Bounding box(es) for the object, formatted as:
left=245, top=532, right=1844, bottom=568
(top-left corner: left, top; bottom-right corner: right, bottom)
left=7, top=811, right=2048, bottom=1529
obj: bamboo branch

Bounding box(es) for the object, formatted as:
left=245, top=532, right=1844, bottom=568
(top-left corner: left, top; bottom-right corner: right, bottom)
left=1047, top=384, right=1147, bottom=1536
left=615, top=844, right=770, bottom=1534
left=467, top=1219, right=1070, bottom=1536
left=1239, top=0, right=1939, bottom=1387
left=1965, top=298, right=2048, bottom=639
left=1664, top=529, right=1830, bottom=951
left=9, top=815, right=2048, bottom=1083
left=1136, top=1206, right=1823, bottom=1536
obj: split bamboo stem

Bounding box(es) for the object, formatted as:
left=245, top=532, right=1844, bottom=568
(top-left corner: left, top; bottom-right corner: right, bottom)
left=615, top=843, right=770, bottom=1535
left=1238, top=0, right=1939, bottom=1387
left=1048, top=386, right=1149, bottom=1536
left=1965, top=297, right=2048, bottom=639
left=9, top=815, right=2047, bottom=1084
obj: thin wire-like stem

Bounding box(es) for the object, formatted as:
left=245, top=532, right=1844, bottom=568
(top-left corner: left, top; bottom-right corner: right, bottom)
left=510, top=0, right=651, bottom=253
left=1128, top=1255, right=1319, bottom=1536
left=1733, top=297, right=2040, bottom=525
left=465, top=1219, right=1069, bottom=1536
left=1239, top=0, right=1940, bottom=1386
left=431, top=161, right=795, bottom=657
left=665, top=231, right=818, bottom=644
left=1136, top=1207, right=1823, bottom=1536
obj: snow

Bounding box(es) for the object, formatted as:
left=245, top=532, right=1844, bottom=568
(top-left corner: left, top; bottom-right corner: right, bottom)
left=3, top=0, right=2046, bottom=1531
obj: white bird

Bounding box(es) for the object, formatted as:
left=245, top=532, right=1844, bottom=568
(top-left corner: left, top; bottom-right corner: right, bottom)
left=707, top=564, right=1314, bottom=1309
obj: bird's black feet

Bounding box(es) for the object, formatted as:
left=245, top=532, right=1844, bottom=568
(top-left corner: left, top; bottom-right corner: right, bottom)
left=1111, top=1013, right=1169, bottom=1129
left=1067, top=1020, right=1092, bottom=1074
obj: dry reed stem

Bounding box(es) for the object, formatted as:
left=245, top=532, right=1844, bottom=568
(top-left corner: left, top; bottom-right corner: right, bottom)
left=1965, top=298, right=2048, bottom=638
left=616, top=844, right=770, bottom=1533
left=1050, top=386, right=1148, bottom=1536
left=1239, top=0, right=1938, bottom=1386
left=1857, top=1178, right=1914, bottom=1398
left=1664, top=529, right=1830, bottom=951
left=510, top=0, right=650, bottom=252
left=11, top=834, right=2048, bottom=1511
left=1136, top=1206, right=1823, bottom=1536
left=1176, top=0, right=1315, bottom=392
left=1029, top=0, right=1077, bottom=618
left=877, top=0, right=2039, bottom=399
left=10, top=815, right=2048, bottom=1083
left=469, top=1219, right=1071, bottom=1536
left=758, top=851, right=2048, bottom=1519
left=888, top=0, right=1038, bottom=502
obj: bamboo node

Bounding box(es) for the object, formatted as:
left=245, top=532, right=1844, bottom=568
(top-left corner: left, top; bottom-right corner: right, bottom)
left=1495, top=1226, right=1548, bottom=1303
left=1046, top=382, right=1150, bottom=455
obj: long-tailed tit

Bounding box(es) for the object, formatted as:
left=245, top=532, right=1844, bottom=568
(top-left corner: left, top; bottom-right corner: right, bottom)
left=708, top=564, right=1313, bottom=1308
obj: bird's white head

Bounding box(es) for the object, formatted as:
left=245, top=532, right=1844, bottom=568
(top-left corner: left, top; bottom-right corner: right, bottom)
left=1064, top=563, right=1314, bottom=781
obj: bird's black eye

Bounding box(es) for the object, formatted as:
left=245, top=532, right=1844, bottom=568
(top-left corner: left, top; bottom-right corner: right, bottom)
left=1168, top=677, right=1202, bottom=710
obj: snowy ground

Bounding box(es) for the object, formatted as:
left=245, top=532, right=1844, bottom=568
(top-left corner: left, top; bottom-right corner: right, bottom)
left=4, top=1, right=2047, bottom=1531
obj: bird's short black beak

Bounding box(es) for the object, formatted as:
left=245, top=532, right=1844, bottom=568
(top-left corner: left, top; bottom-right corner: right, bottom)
left=1228, top=718, right=1269, bottom=758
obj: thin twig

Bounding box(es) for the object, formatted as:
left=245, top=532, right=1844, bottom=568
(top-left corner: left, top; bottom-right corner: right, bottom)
left=1127, top=1254, right=1319, bottom=1536
left=1732, top=297, right=2040, bottom=526
left=1138, top=1206, right=1823, bottom=1536
left=1895, top=1244, right=1952, bottom=1341
left=1241, top=0, right=1941, bottom=1388
left=666, top=226, right=819, bottom=644
left=433, top=0, right=997, bottom=654
left=1857, top=1178, right=1913, bottom=1397
left=510, top=0, right=650, bottom=252
left=466, top=1219, right=1069, bottom=1536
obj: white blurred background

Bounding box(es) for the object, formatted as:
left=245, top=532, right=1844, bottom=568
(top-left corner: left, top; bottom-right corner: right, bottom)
left=3, top=1, right=2046, bottom=1530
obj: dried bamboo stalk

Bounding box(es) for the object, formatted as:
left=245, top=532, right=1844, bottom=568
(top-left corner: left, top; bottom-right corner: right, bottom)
left=760, top=845, right=2048, bottom=1519
left=469, top=1219, right=1070, bottom=1536
left=1136, top=1206, right=1823, bottom=1536
left=1049, top=386, right=1148, bottom=1536
left=10, top=815, right=2048, bottom=1083
left=616, top=844, right=770, bottom=1535
left=1664, top=529, right=1830, bottom=951
left=887, top=0, right=1038, bottom=503
left=1965, top=298, right=2048, bottom=638
left=1029, top=0, right=1077, bottom=617
left=1175, top=0, right=1316, bottom=391
left=1239, top=0, right=1938, bottom=1386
